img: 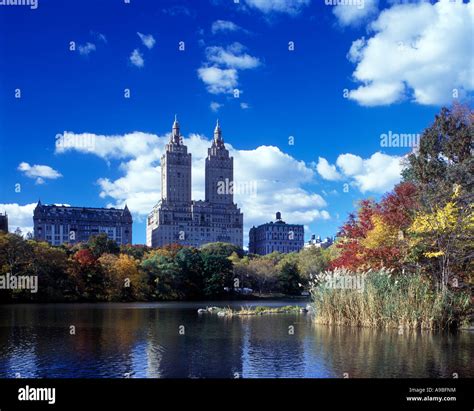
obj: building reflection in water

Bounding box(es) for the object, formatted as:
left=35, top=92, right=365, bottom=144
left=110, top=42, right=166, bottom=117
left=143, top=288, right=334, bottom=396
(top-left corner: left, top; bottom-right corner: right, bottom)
left=0, top=304, right=472, bottom=378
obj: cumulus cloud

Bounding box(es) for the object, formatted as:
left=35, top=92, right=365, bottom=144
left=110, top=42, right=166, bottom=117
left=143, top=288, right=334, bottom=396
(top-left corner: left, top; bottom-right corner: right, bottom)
left=18, top=162, right=62, bottom=185
left=130, top=49, right=145, bottom=67
left=56, top=129, right=330, bottom=241
left=244, top=0, right=310, bottom=15
left=332, top=0, right=379, bottom=27
left=78, top=42, right=96, bottom=56
left=316, top=157, right=342, bottom=181
left=198, top=66, right=238, bottom=94
left=210, top=102, right=222, bottom=112
left=198, top=43, right=260, bottom=94
left=205, top=43, right=261, bottom=69
left=347, top=0, right=474, bottom=106
left=317, top=152, right=404, bottom=193
left=211, top=20, right=244, bottom=34
left=0, top=203, right=37, bottom=235
left=137, top=32, right=156, bottom=49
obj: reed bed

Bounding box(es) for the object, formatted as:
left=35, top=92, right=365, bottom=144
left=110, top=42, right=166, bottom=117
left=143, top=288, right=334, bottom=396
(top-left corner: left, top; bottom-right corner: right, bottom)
left=310, top=269, right=470, bottom=330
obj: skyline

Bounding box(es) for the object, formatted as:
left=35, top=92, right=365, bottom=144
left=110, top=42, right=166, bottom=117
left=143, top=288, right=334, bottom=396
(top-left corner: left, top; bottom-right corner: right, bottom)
left=0, top=0, right=472, bottom=245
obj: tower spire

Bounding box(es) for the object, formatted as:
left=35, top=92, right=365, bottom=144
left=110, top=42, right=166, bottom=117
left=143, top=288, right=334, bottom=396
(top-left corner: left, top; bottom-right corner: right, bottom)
left=171, top=115, right=180, bottom=144
left=214, top=119, right=223, bottom=144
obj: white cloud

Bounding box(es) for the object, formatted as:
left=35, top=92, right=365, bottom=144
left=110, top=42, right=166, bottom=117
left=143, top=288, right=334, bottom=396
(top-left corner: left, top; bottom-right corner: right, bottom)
left=56, top=131, right=161, bottom=159
left=244, top=0, right=310, bottom=15
left=197, top=66, right=238, bottom=94
left=78, top=42, right=96, bottom=56
left=240, top=102, right=250, bottom=109
left=57, top=130, right=330, bottom=243
left=336, top=153, right=364, bottom=176
left=316, top=157, right=342, bottom=181
left=0, top=203, right=36, bottom=235
left=18, top=162, right=62, bottom=185
left=347, top=0, right=474, bottom=106
left=317, top=152, right=404, bottom=193
left=211, top=20, right=243, bottom=34
left=332, top=0, right=379, bottom=27
left=137, top=32, right=156, bottom=49
left=205, top=43, right=261, bottom=70
left=130, top=49, right=145, bottom=67
left=210, top=102, right=222, bottom=112
left=198, top=43, right=260, bottom=94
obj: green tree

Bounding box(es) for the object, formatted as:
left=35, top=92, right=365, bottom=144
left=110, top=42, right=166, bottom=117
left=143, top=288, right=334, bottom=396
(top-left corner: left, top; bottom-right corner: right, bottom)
left=278, top=261, right=302, bottom=295
left=0, top=231, right=32, bottom=276
left=201, top=252, right=233, bottom=297
left=175, top=247, right=204, bottom=299
left=120, top=244, right=150, bottom=260
left=247, top=257, right=279, bottom=295
left=200, top=242, right=244, bottom=258
left=87, top=233, right=120, bottom=257
left=402, top=104, right=473, bottom=209
left=296, top=247, right=331, bottom=279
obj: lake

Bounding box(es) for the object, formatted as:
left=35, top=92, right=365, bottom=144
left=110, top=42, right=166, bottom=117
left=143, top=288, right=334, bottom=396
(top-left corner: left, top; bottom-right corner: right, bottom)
left=0, top=301, right=472, bottom=378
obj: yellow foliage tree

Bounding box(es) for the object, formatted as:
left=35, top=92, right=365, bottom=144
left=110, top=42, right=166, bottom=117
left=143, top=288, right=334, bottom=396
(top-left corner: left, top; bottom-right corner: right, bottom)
left=99, top=253, right=144, bottom=300
left=408, top=185, right=474, bottom=290
left=361, top=215, right=399, bottom=250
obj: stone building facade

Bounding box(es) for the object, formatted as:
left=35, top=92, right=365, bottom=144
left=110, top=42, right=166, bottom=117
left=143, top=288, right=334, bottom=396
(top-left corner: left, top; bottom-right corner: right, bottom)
left=33, top=202, right=132, bottom=246
left=249, top=212, right=304, bottom=255
left=147, top=118, right=243, bottom=248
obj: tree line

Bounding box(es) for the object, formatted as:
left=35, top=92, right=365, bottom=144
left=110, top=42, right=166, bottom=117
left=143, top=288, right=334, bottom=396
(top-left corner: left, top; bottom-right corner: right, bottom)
left=0, top=232, right=329, bottom=302
left=0, top=104, right=472, bottom=307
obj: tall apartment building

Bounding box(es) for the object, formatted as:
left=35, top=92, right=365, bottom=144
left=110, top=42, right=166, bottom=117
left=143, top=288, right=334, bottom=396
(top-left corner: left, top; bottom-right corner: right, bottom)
left=147, top=117, right=243, bottom=248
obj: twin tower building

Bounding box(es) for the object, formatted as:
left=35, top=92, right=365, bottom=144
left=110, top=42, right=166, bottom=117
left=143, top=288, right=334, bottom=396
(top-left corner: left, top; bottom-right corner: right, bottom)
left=146, top=117, right=244, bottom=248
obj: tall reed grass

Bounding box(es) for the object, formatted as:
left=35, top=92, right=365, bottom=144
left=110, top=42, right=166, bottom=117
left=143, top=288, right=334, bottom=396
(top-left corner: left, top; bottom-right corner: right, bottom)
left=310, top=268, right=470, bottom=330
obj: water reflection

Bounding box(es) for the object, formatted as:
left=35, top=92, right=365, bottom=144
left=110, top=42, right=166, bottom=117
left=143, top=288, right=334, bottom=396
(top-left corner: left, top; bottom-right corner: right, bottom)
left=0, top=302, right=471, bottom=378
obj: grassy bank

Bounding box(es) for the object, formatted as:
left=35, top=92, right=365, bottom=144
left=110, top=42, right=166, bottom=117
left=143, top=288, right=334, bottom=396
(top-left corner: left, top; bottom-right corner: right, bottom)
left=310, top=269, right=471, bottom=330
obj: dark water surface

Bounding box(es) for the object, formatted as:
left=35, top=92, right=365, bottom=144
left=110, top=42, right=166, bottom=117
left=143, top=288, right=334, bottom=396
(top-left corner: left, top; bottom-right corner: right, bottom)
left=0, top=301, right=472, bottom=378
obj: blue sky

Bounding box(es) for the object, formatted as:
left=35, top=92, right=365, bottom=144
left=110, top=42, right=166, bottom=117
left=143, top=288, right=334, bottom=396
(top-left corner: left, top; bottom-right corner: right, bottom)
left=0, top=0, right=472, bottom=246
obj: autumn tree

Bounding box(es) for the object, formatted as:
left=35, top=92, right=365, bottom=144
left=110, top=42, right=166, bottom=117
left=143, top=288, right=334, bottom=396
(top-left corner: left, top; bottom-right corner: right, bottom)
left=409, top=185, right=473, bottom=291
left=69, top=248, right=107, bottom=300
left=28, top=241, right=72, bottom=301
left=104, top=254, right=145, bottom=301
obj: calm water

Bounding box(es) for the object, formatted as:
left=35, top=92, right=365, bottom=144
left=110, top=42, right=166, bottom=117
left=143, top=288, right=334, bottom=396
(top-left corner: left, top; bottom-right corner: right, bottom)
left=0, top=301, right=472, bottom=378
